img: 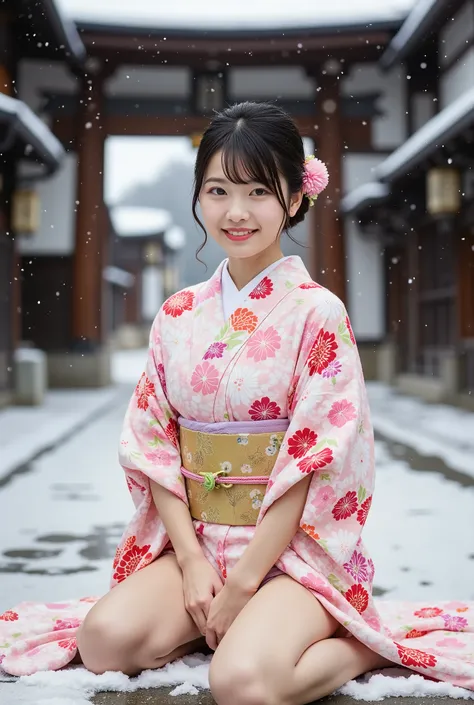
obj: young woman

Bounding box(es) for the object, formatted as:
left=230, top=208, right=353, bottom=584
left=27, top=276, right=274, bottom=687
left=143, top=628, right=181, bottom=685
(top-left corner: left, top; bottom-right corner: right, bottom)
left=1, top=102, right=473, bottom=701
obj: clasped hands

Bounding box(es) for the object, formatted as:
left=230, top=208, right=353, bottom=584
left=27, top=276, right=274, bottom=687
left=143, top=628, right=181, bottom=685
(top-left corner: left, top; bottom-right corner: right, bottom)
left=181, top=555, right=256, bottom=651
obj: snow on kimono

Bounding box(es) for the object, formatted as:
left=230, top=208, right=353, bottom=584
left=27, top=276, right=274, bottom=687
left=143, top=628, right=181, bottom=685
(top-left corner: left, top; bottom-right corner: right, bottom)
left=1, top=255, right=473, bottom=688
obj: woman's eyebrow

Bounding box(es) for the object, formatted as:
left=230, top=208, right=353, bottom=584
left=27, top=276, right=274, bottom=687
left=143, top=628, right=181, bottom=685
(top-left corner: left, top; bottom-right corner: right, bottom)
left=203, top=177, right=228, bottom=185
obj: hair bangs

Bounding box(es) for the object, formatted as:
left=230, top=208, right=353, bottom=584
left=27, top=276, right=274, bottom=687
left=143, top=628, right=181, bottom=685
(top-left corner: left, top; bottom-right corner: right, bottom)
left=220, top=129, right=284, bottom=201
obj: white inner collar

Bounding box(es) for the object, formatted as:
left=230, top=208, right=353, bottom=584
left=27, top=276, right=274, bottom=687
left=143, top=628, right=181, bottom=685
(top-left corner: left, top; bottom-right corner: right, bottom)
left=221, top=257, right=287, bottom=320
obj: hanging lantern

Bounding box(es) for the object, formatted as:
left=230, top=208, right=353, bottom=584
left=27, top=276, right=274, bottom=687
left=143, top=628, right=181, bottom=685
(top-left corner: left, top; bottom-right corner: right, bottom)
left=143, top=241, right=162, bottom=265
left=12, top=189, right=40, bottom=234
left=426, top=168, right=461, bottom=216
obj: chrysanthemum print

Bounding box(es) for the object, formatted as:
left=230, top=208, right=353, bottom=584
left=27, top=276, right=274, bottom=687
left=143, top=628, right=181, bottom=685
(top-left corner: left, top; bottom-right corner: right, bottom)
left=1, top=256, right=473, bottom=689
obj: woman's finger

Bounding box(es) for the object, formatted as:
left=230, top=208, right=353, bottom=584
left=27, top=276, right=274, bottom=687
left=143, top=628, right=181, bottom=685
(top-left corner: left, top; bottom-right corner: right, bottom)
left=190, top=607, right=207, bottom=636
left=206, top=627, right=218, bottom=651
left=202, top=595, right=214, bottom=620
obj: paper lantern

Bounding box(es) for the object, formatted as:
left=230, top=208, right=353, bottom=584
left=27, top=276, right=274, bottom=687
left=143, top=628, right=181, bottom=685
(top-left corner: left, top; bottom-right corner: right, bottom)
left=426, top=168, right=461, bottom=216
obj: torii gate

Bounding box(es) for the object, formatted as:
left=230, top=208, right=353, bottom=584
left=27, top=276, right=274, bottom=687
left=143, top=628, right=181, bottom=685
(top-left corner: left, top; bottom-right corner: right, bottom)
left=49, top=20, right=395, bottom=356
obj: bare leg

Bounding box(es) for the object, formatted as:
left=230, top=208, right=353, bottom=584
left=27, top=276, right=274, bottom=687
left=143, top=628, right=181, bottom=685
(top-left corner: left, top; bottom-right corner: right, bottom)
left=284, top=635, right=391, bottom=704
left=77, top=554, right=205, bottom=675
left=210, top=575, right=391, bottom=705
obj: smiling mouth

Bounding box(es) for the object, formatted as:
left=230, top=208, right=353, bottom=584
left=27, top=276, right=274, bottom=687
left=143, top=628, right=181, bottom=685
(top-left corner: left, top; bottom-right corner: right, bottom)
left=222, top=229, right=258, bottom=240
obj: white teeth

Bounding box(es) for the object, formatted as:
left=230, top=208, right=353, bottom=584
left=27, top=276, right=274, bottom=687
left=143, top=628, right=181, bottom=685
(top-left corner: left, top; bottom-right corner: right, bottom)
left=226, top=230, right=253, bottom=236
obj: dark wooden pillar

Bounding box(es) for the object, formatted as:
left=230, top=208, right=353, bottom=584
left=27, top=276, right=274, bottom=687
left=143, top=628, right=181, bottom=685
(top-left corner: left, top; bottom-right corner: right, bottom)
left=311, top=69, right=346, bottom=302
left=459, top=227, right=474, bottom=340
left=459, top=226, right=474, bottom=391
left=0, top=15, right=18, bottom=401
left=72, top=71, right=106, bottom=350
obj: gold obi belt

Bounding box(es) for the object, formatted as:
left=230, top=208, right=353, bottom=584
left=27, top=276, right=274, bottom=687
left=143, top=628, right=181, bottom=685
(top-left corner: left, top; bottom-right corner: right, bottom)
left=179, top=418, right=289, bottom=526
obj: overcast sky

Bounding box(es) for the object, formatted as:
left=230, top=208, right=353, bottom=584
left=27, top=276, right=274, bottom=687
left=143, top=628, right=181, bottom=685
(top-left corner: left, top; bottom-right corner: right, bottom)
left=58, top=0, right=416, bottom=28
left=104, top=137, right=196, bottom=204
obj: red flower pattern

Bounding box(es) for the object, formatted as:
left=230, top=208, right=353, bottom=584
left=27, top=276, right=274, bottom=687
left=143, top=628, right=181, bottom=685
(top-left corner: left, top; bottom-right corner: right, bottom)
left=357, top=496, right=372, bottom=526
left=127, top=476, right=146, bottom=495
left=163, top=290, right=194, bottom=317
left=345, top=584, right=369, bottom=613
left=165, top=418, right=179, bottom=449
left=332, top=491, right=358, bottom=520
left=301, top=523, right=320, bottom=540
left=113, top=535, right=136, bottom=570
left=231, top=307, right=258, bottom=333
left=135, top=373, right=155, bottom=411
left=406, top=629, right=429, bottom=639
left=58, top=638, right=77, bottom=651
left=298, top=448, right=333, bottom=474
left=0, top=610, right=18, bottom=621
left=307, top=330, right=338, bottom=376
left=346, top=315, right=356, bottom=345
left=414, top=607, right=443, bottom=619
left=288, top=428, right=318, bottom=459
left=248, top=397, right=281, bottom=421
left=113, top=540, right=152, bottom=583
left=299, top=282, right=320, bottom=289
left=395, top=643, right=437, bottom=669
left=249, top=276, right=273, bottom=299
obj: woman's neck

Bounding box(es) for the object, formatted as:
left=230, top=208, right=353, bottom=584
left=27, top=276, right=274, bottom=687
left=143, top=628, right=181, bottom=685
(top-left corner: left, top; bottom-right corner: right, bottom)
left=227, top=249, right=284, bottom=291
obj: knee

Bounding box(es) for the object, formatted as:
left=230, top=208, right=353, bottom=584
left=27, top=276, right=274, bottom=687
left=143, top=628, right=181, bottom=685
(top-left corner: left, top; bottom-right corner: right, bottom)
left=210, top=660, right=277, bottom=705
left=77, top=607, right=140, bottom=675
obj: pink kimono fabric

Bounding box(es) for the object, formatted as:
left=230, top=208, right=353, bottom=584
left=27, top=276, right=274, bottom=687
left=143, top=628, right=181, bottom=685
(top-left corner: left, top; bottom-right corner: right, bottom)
left=1, top=256, right=473, bottom=688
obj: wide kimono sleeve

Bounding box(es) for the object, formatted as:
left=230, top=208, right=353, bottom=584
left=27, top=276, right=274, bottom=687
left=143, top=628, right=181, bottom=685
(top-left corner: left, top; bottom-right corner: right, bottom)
left=111, top=308, right=187, bottom=587
left=258, top=292, right=375, bottom=567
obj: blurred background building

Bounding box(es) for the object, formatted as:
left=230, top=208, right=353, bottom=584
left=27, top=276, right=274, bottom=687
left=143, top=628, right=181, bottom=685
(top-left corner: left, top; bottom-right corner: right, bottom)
left=0, top=0, right=472, bottom=410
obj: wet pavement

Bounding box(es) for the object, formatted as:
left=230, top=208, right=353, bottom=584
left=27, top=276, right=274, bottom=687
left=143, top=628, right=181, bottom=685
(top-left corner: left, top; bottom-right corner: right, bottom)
left=0, top=387, right=131, bottom=606
left=0, top=384, right=473, bottom=607
left=0, top=353, right=473, bottom=702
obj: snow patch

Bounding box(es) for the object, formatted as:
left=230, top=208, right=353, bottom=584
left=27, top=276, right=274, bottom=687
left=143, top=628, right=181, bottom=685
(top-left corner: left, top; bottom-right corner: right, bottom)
left=2, top=659, right=473, bottom=704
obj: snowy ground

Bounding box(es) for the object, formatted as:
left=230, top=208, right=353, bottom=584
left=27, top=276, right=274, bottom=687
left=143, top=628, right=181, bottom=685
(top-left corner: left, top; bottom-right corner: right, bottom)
left=0, top=349, right=473, bottom=703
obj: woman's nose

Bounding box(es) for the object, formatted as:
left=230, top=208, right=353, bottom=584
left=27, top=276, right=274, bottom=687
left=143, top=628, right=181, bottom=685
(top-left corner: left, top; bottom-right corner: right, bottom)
left=226, top=201, right=249, bottom=222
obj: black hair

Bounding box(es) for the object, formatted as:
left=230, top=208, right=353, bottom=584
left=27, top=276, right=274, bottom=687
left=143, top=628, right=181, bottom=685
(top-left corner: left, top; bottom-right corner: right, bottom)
left=192, top=101, right=309, bottom=259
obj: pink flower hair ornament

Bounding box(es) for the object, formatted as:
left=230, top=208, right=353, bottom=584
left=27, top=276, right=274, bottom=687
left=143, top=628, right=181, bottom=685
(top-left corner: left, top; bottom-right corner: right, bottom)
left=302, top=155, right=329, bottom=206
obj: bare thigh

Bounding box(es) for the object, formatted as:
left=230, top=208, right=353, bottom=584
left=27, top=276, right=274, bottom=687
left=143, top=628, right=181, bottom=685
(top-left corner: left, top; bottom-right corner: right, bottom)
left=211, top=575, right=338, bottom=679
left=77, top=553, right=204, bottom=675
left=210, top=575, right=389, bottom=705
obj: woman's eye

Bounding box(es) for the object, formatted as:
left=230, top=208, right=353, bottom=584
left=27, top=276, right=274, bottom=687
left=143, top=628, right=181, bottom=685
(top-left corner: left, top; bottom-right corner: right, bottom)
left=210, top=187, right=226, bottom=195
left=252, top=188, right=268, bottom=196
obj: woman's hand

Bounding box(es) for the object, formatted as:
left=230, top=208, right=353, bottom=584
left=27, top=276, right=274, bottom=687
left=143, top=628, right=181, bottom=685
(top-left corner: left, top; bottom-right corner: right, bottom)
left=181, top=556, right=224, bottom=636
left=205, top=577, right=256, bottom=651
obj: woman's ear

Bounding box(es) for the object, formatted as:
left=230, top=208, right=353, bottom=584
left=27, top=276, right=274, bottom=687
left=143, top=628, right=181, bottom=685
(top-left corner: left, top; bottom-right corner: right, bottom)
left=289, top=190, right=304, bottom=217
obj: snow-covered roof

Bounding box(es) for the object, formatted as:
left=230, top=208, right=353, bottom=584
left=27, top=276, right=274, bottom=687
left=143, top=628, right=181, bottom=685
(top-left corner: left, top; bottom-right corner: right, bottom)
left=0, top=93, right=65, bottom=171
left=375, top=87, right=474, bottom=182
left=380, top=0, right=445, bottom=69
left=18, top=0, right=86, bottom=68
left=45, top=0, right=86, bottom=66
left=110, top=206, right=172, bottom=238
left=58, top=0, right=416, bottom=31
left=164, top=225, right=186, bottom=251
left=340, top=182, right=390, bottom=214
left=103, top=265, right=135, bottom=288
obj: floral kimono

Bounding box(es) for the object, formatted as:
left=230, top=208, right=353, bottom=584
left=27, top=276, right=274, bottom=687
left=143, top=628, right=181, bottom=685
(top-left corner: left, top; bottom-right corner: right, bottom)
left=1, top=255, right=473, bottom=690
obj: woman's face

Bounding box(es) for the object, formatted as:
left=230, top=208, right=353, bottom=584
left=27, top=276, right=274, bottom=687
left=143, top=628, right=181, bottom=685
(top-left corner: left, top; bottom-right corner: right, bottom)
left=199, top=151, right=302, bottom=261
